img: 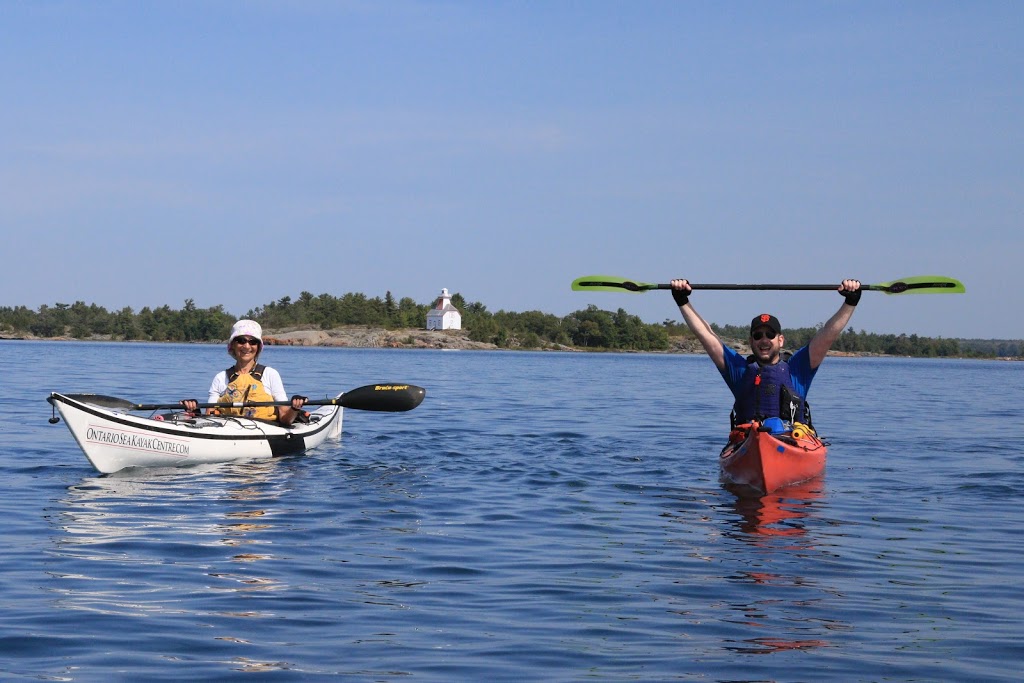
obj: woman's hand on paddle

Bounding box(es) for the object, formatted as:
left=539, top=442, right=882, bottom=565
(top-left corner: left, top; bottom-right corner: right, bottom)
left=179, top=399, right=200, bottom=417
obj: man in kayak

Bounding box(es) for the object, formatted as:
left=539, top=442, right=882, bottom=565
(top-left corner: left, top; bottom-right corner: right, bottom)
left=180, top=319, right=308, bottom=425
left=669, top=279, right=862, bottom=427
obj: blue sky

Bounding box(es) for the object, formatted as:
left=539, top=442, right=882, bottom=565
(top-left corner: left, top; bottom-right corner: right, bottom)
left=2, top=1, right=1020, bottom=339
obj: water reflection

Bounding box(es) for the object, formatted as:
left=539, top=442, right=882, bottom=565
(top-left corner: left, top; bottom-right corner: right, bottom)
left=715, top=480, right=843, bottom=654
left=724, top=478, right=825, bottom=539
left=48, top=461, right=292, bottom=619
left=725, top=635, right=832, bottom=654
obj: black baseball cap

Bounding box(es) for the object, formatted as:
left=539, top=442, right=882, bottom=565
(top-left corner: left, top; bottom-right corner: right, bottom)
left=750, top=314, right=782, bottom=335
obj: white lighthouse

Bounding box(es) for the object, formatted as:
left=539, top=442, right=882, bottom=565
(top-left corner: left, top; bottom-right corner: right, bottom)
left=426, top=288, right=462, bottom=330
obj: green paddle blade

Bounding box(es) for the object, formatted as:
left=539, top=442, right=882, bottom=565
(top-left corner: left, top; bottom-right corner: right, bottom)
left=570, top=275, right=658, bottom=293
left=868, top=275, right=965, bottom=295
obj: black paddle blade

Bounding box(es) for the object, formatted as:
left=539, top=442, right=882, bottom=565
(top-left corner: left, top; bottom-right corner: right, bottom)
left=339, top=384, right=426, bottom=412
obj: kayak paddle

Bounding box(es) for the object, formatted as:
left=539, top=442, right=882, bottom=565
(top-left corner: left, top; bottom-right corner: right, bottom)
left=59, top=383, right=427, bottom=414
left=570, top=274, right=965, bottom=295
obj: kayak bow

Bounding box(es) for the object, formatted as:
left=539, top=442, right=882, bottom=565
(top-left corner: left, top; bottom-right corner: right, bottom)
left=719, top=422, right=827, bottom=494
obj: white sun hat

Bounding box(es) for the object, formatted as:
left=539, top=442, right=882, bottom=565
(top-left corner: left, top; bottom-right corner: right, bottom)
left=227, top=319, right=263, bottom=351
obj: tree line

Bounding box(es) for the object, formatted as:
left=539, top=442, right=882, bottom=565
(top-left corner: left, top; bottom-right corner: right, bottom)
left=1, top=292, right=1020, bottom=358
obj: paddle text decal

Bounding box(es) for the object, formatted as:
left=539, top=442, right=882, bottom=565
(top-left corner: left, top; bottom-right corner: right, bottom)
left=86, top=426, right=190, bottom=455
left=374, top=385, right=409, bottom=391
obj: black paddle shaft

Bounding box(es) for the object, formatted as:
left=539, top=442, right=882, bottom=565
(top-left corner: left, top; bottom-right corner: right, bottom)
left=58, top=384, right=426, bottom=413
left=665, top=282, right=959, bottom=293
left=632, top=282, right=956, bottom=293
left=572, top=274, right=963, bottom=295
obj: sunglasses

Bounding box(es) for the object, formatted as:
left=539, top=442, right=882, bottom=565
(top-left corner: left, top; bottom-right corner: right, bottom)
left=234, top=337, right=261, bottom=346
left=751, top=330, right=778, bottom=341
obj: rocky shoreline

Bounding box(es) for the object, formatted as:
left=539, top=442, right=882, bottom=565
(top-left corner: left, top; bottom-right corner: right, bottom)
left=263, top=326, right=503, bottom=351
left=3, top=326, right=1005, bottom=359
left=262, top=325, right=722, bottom=354
left=0, top=325, right=716, bottom=354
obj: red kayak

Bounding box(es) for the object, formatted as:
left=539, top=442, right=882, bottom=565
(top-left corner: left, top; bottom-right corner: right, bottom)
left=719, top=421, right=827, bottom=494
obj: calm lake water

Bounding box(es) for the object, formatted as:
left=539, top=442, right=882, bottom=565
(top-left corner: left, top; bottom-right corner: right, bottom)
left=2, top=341, right=1022, bottom=681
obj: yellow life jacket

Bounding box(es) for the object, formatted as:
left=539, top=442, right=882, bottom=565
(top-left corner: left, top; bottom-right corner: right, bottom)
left=218, top=364, right=277, bottom=420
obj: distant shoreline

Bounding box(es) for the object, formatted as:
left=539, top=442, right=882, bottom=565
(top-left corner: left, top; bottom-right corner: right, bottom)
left=3, top=325, right=1020, bottom=360
left=0, top=324, right=732, bottom=353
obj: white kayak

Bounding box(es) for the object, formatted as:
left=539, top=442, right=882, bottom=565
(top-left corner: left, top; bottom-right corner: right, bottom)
left=48, top=383, right=424, bottom=474
left=48, top=392, right=343, bottom=474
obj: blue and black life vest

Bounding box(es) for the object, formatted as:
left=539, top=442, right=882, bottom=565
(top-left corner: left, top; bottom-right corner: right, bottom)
left=731, top=354, right=811, bottom=427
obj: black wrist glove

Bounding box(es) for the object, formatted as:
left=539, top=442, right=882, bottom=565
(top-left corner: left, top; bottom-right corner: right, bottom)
left=842, top=289, right=862, bottom=306
left=671, top=288, right=690, bottom=307
left=291, top=395, right=308, bottom=407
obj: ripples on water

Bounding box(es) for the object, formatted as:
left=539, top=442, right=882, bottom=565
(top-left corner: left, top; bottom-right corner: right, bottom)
left=2, top=342, right=1022, bottom=680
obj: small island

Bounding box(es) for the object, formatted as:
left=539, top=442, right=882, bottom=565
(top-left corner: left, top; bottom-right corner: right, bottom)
left=1, top=290, right=1020, bottom=359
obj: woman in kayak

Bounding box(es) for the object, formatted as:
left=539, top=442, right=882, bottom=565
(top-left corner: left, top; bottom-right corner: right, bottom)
left=669, top=279, right=862, bottom=426
left=180, top=319, right=308, bottom=425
